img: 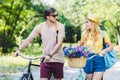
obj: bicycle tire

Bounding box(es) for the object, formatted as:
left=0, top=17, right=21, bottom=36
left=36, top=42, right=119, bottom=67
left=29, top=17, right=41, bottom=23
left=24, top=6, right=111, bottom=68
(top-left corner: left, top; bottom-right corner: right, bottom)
left=20, top=74, right=34, bottom=80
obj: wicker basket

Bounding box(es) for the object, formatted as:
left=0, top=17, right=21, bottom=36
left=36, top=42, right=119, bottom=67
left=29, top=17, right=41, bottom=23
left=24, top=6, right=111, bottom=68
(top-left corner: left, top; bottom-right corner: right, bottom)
left=68, top=57, right=86, bottom=68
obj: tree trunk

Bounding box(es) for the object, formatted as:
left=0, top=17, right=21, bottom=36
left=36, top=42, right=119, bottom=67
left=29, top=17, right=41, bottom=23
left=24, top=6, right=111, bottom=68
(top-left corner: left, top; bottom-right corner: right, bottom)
left=116, top=23, right=120, bottom=49
left=2, top=46, right=8, bottom=55
left=118, top=33, right=120, bottom=47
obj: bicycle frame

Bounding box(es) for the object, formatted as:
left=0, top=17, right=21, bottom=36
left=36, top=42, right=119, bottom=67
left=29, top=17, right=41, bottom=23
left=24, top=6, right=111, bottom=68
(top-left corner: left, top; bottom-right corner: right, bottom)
left=19, top=54, right=40, bottom=80
left=26, top=59, right=40, bottom=77
left=19, top=54, right=54, bottom=80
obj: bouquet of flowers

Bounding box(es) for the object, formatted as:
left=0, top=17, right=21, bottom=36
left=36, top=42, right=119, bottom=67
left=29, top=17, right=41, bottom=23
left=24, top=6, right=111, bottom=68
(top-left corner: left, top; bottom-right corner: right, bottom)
left=64, top=46, right=92, bottom=58
left=64, top=46, right=92, bottom=68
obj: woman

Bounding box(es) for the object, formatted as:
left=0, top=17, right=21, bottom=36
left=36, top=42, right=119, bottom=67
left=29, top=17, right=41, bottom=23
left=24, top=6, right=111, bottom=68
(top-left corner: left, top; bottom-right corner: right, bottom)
left=78, top=15, right=113, bottom=80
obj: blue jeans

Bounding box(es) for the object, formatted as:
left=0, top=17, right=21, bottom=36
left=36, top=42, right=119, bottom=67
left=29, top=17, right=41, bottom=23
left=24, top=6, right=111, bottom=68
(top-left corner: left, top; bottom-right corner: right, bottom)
left=84, top=54, right=105, bottom=74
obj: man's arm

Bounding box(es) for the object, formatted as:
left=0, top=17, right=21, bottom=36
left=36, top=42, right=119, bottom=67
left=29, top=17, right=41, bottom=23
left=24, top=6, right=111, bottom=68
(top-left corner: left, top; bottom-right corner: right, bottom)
left=44, top=35, right=64, bottom=61
left=48, top=23, right=65, bottom=56
left=19, top=26, right=40, bottom=51
left=14, top=25, right=41, bottom=56
left=45, top=23, right=65, bottom=60
left=49, top=37, right=64, bottom=56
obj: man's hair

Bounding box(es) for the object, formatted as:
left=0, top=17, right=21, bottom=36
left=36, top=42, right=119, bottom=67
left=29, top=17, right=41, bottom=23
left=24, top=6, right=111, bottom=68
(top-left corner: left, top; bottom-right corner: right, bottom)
left=44, top=7, right=56, bottom=19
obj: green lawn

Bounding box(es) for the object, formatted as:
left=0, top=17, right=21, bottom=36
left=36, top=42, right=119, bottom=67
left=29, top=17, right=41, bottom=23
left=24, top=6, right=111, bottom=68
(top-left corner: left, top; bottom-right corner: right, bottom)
left=0, top=43, right=120, bottom=79
left=0, top=52, right=120, bottom=74
left=116, top=52, right=120, bottom=59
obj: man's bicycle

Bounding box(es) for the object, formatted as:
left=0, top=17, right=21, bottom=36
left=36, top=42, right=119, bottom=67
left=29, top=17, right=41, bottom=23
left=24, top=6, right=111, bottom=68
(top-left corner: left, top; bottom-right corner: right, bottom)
left=19, top=54, right=54, bottom=80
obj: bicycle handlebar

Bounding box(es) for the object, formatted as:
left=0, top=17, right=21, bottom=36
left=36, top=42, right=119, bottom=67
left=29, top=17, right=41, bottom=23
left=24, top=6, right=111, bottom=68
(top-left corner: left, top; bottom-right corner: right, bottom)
left=19, top=53, right=42, bottom=61
left=18, top=53, right=59, bottom=62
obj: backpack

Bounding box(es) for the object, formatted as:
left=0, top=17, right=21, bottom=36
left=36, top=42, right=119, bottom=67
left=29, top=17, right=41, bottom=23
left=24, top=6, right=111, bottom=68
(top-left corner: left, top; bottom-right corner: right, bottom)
left=102, top=31, right=116, bottom=69
left=38, top=22, right=59, bottom=43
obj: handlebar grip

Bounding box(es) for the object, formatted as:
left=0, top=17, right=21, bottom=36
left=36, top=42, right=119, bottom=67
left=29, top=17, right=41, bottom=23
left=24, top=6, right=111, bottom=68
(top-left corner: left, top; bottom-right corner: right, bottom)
left=41, top=57, right=45, bottom=62
left=16, top=53, right=19, bottom=56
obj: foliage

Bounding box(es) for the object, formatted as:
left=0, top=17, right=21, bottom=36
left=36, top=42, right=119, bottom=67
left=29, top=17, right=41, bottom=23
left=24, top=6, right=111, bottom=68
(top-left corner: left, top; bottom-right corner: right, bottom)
left=75, top=27, right=81, bottom=42
left=0, top=31, right=16, bottom=53
left=54, top=0, right=120, bottom=44
left=0, top=0, right=45, bottom=54
left=64, top=25, right=75, bottom=43
left=1, top=0, right=120, bottom=54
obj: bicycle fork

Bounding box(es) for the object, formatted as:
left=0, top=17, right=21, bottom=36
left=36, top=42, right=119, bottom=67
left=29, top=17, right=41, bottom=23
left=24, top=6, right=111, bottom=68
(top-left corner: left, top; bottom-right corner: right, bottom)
left=25, top=60, right=34, bottom=80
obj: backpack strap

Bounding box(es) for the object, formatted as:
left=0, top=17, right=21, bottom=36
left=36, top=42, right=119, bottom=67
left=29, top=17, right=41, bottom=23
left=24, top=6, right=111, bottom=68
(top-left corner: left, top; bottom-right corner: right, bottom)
left=37, top=24, right=42, bottom=37
left=101, top=31, right=106, bottom=48
left=55, top=21, right=59, bottom=31
left=38, top=22, right=59, bottom=43
left=101, top=31, right=105, bottom=38
left=55, top=22, right=59, bottom=43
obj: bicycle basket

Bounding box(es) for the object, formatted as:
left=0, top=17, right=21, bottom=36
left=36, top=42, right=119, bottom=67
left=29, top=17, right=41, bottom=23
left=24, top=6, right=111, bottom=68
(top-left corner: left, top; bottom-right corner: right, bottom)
left=68, top=57, right=86, bottom=68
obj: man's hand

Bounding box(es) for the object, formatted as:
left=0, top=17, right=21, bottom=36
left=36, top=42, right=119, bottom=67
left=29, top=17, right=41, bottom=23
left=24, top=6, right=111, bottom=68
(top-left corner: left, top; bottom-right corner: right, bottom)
left=45, top=55, right=51, bottom=61
left=14, top=50, right=20, bottom=57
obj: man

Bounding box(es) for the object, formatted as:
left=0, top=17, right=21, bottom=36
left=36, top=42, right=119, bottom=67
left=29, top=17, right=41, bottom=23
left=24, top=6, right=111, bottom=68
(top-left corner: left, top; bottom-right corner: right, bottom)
left=15, top=7, right=65, bottom=80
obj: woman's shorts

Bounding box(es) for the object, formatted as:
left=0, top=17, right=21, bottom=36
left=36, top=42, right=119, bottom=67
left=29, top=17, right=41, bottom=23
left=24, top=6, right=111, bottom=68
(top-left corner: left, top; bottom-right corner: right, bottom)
left=84, top=54, right=105, bottom=74
left=40, top=62, right=64, bottom=78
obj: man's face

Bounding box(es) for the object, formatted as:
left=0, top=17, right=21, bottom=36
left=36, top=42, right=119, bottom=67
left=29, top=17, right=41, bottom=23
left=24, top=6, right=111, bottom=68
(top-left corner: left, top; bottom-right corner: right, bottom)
left=47, top=12, right=58, bottom=23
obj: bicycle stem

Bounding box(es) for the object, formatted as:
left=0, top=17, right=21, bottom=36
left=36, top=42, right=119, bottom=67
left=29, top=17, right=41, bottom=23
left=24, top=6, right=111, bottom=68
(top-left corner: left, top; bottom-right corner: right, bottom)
left=27, top=60, right=32, bottom=73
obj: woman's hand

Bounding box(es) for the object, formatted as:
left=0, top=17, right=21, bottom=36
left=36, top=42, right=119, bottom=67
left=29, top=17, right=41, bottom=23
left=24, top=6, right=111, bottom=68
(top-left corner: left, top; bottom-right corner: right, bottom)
left=99, top=50, right=106, bottom=56
left=77, top=40, right=84, bottom=47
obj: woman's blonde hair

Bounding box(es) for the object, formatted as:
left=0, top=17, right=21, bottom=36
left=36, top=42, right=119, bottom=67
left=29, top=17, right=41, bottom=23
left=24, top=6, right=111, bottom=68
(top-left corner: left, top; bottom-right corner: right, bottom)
left=82, top=21, right=101, bottom=45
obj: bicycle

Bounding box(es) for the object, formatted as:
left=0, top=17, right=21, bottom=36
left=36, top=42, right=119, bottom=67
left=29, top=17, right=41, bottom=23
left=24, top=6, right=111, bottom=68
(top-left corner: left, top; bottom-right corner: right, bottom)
left=74, top=69, right=103, bottom=80
left=63, top=46, right=103, bottom=80
left=18, top=54, right=54, bottom=80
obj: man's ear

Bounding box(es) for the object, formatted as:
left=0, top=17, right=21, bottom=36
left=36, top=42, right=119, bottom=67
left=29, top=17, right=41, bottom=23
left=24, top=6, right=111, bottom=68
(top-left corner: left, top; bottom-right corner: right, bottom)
left=46, top=16, right=49, bottom=19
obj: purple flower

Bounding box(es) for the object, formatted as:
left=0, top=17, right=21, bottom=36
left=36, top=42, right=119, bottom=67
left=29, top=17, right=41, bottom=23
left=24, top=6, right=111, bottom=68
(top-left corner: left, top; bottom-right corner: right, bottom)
left=64, top=46, right=92, bottom=58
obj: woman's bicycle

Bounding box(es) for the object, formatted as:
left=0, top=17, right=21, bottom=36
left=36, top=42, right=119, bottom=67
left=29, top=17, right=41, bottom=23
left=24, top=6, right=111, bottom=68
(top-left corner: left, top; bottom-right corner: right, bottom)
left=18, top=54, right=54, bottom=80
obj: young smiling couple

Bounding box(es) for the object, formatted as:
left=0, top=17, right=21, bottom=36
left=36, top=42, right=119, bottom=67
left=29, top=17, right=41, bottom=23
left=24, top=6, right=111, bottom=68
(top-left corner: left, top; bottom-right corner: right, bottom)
left=15, top=7, right=113, bottom=80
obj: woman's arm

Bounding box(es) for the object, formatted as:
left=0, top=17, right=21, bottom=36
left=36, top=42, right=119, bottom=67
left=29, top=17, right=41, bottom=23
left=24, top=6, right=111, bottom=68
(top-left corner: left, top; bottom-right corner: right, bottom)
left=77, top=40, right=84, bottom=47
left=99, top=41, right=113, bottom=56
left=99, top=32, right=114, bottom=56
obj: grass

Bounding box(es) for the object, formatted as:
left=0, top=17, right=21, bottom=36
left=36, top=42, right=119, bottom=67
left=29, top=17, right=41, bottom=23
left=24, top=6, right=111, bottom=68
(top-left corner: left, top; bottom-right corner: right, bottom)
left=0, top=56, right=27, bottom=73
left=116, top=52, right=120, bottom=59
left=0, top=52, right=120, bottom=73
left=0, top=55, right=41, bottom=80
left=0, top=43, right=120, bottom=79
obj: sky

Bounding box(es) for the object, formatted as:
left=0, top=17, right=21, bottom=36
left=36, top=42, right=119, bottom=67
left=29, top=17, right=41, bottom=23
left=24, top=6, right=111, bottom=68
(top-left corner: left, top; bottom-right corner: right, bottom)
left=41, top=0, right=55, bottom=5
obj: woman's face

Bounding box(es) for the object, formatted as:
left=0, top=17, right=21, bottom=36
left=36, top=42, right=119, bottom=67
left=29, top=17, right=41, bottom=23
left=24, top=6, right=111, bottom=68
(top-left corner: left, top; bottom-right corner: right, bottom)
left=85, top=19, right=92, bottom=30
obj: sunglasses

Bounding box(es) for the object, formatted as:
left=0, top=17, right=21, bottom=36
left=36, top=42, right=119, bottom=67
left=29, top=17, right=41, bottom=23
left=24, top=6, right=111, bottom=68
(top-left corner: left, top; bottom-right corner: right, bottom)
left=50, top=14, right=58, bottom=18
left=85, top=21, right=89, bottom=23
left=85, top=20, right=92, bottom=23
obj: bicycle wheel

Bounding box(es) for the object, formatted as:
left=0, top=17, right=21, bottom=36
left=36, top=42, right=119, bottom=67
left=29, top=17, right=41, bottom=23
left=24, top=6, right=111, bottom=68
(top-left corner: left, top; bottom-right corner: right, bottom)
left=20, top=74, right=34, bottom=80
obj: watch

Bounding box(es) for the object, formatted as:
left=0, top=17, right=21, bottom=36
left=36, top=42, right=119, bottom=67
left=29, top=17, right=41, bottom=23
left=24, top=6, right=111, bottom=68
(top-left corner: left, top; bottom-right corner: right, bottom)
left=47, top=54, right=52, bottom=58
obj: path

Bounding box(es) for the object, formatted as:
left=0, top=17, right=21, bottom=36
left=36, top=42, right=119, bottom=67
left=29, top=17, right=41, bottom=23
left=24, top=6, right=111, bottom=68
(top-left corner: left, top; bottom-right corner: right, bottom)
left=0, top=60, right=120, bottom=80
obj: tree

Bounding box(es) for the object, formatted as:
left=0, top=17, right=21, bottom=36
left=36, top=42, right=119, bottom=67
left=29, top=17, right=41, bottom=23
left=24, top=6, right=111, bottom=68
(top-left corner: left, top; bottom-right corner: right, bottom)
left=64, top=25, right=75, bottom=43
left=0, top=0, right=26, bottom=54
left=53, top=0, right=120, bottom=44
left=0, top=0, right=45, bottom=54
